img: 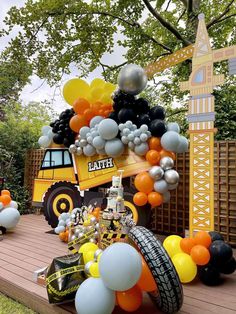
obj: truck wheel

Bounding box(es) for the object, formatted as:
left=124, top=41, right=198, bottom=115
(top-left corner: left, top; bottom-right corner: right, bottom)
left=129, top=226, right=183, bottom=314
left=43, top=181, right=82, bottom=228
left=124, top=187, right=152, bottom=227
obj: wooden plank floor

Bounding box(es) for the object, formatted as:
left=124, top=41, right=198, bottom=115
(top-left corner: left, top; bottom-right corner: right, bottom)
left=0, top=214, right=235, bottom=314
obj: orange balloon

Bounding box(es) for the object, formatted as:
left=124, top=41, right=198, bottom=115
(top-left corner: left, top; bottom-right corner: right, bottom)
left=137, top=256, right=157, bottom=292
left=98, top=109, right=105, bottom=117
left=190, top=245, right=210, bottom=265
left=116, top=285, right=142, bottom=312
left=104, top=109, right=112, bottom=117
left=91, top=101, right=103, bottom=110
left=73, top=98, right=90, bottom=114
left=133, top=192, right=148, bottom=206
left=180, top=238, right=196, bottom=255
left=69, top=115, right=88, bottom=133
left=1, top=190, right=11, bottom=197
left=148, top=192, right=163, bottom=207
left=59, top=232, right=66, bottom=241
left=148, top=137, right=162, bottom=151
left=194, top=231, right=212, bottom=248
left=84, top=108, right=95, bottom=122
left=0, top=195, right=11, bottom=206
left=134, top=172, right=154, bottom=194
left=159, top=149, right=176, bottom=160
left=146, top=150, right=160, bottom=165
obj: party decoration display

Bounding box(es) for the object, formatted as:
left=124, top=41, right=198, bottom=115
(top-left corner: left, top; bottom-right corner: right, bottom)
left=0, top=189, right=20, bottom=230
left=164, top=231, right=235, bottom=285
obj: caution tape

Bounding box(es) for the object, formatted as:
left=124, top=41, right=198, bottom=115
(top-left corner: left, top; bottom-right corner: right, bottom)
left=68, top=228, right=95, bottom=254
left=46, top=265, right=84, bottom=284
left=100, top=232, right=128, bottom=248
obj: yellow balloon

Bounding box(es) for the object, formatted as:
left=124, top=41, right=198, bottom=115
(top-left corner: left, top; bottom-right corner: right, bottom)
left=63, top=78, right=90, bottom=105
left=100, top=92, right=112, bottom=104
left=89, top=262, right=100, bottom=278
left=172, top=253, right=197, bottom=283
left=79, top=242, right=99, bottom=254
left=103, top=82, right=116, bottom=93
left=90, top=78, right=105, bottom=89
left=163, top=235, right=183, bottom=258
left=84, top=250, right=95, bottom=264
left=90, top=87, right=103, bottom=101
left=83, top=219, right=91, bottom=227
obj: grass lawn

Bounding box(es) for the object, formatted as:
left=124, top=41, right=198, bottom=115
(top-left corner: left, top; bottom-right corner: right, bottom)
left=0, top=293, right=36, bottom=314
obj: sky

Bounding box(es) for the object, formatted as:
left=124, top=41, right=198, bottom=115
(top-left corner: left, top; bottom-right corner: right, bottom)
left=0, top=0, right=128, bottom=113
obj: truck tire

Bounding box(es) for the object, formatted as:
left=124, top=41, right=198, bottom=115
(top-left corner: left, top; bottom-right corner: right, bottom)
left=129, top=226, right=183, bottom=314
left=43, top=181, right=82, bottom=228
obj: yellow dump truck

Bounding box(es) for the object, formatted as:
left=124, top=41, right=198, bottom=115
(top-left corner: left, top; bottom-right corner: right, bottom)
left=32, top=148, right=151, bottom=228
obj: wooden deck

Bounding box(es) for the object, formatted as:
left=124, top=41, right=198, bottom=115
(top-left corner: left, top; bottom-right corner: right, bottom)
left=0, top=214, right=235, bottom=314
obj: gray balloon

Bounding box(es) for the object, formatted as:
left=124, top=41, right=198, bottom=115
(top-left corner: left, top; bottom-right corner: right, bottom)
left=134, top=142, right=149, bottom=156
left=93, top=136, right=106, bottom=149
left=38, top=135, right=51, bottom=148
left=79, top=139, right=87, bottom=147
left=96, top=148, right=106, bottom=155
left=128, top=141, right=135, bottom=150
left=149, top=166, right=164, bottom=180
left=154, top=179, right=169, bottom=193
left=98, top=119, right=119, bottom=140
left=161, top=131, right=180, bottom=152
left=164, top=169, right=179, bottom=184
left=168, top=182, right=179, bottom=190
left=140, top=133, right=148, bottom=142
left=176, top=136, right=189, bottom=153
left=75, top=139, right=80, bottom=147
left=167, top=122, right=180, bottom=133
left=69, top=144, right=77, bottom=154
left=90, top=116, right=104, bottom=128
left=83, top=144, right=96, bottom=156
left=76, top=147, right=83, bottom=155
left=79, top=126, right=91, bottom=138
left=134, top=137, right=141, bottom=145
left=105, top=138, right=124, bottom=157
left=160, top=157, right=174, bottom=170
left=118, top=64, right=147, bottom=95
left=121, top=136, right=129, bottom=144
left=163, top=191, right=171, bottom=203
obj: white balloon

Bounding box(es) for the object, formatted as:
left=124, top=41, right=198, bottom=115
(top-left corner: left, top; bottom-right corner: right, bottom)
left=60, top=212, right=70, bottom=221
left=99, top=243, right=142, bottom=291
left=47, top=129, right=55, bottom=140
left=134, top=142, right=149, bottom=156
left=75, top=278, right=115, bottom=314
left=83, top=144, right=96, bottom=156
left=80, top=126, right=91, bottom=138
left=90, top=116, right=104, bottom=128
left=105, top=139, right=124, bottom=158
left=93, top=136, right=106, bottom=149
left=0, top=207, right=20, bottom=229
left=41, top=125, right=51, bottom=135
left=176, top=136, right=189, bottom=153
left=161, top=131, right=180, bottom=152
left=58, top=220, right=66, bottom=226
left=54, top=226, right=66, bottom=234
left=38, top=135, right=51, bottom=148
left=167, top=122, right=180, bottom=133
left=121, top=136, right=129, bottom=145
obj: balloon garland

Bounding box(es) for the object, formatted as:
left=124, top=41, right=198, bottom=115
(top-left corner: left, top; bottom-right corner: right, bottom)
left=0, top=189, right=20, bottom=232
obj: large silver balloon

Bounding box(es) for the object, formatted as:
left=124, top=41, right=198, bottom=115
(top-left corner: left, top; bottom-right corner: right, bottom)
left=154, top=179, right=168, bottom=193
left=160, top=157, right=174, bottom=170
left=118, top=64, right=147, bottom=95
left=149, top=166, right=164, bottom=181
left=164, top=169, right=179, bottom=184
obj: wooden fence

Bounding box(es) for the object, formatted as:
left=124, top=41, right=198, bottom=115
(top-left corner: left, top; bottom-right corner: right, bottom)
left=24, top=141, right=236, bottom=246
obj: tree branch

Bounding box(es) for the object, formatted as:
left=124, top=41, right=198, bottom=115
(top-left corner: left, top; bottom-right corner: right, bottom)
left=207, top=0, right=235, bottom=29
left=142, top=0, right=192, bottom=46
left=215, top=13, right=236, bottom=24
left=177, top=9, right=186, bottom=23
left=187, top=0, right=193, bottom=15
left=165, top=0, right=172, bottom=11
left=179, top=0, right=188, bottom=7
left=167, top=108, right=188, bottom=117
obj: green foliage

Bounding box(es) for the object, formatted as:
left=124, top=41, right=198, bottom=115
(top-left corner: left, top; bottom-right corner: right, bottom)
left=0, top=293, right=36, bottom=314
left=0, top=102, right=55, bottom=213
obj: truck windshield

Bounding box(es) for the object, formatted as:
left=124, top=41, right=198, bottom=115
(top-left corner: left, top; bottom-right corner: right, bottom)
left=41, top=150, right=72, bottom=169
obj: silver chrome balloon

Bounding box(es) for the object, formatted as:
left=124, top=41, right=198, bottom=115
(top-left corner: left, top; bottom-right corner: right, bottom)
left=78, top=232, right=85, bottom=239
left=168, top=182, right=179, bottom=190
left=164, top=169, right=179, bottom=185
left=69, top=234, right=76, bottom=242
left=90, top=216, right=97, bottom=225
left=76, top=147, right=83, bottom=156
left=94, top=249, right=103, bottom=261
left=149, top=166, right=164, bottom=181
left=79, top=139, right=87, bottom=147
left=89, top=238, right=97, bottom=244
left=94, top=231, right=99, bottom=238
left=85, top=261, right=94, bottom=275
left=160, top=157, right=174, bottom=170
left=95, top=223, right=100, bottom=231
left=75, top=139, right=80, bottom=147
left=118, top=64, right=147, bottom=95
left=69, top=144, right=77, bottom=154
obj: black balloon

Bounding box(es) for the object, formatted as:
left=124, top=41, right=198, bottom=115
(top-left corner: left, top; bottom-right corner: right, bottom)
left=134, top=98, right=150, bottom=114
left=198, top=264, right=222, bottom=286
left=149, top=119, right=167, bottom=137
left=118, top=108, right=136, bottom=123
left=137, top=114, right=151, bottom=127
left=149, top=105, right=166, bottom=120
left=113, top=101, right=124, bottom=113
left=219, top=257, right=236, bottom=275
left=53, top=134, right=64, bottom=145
left=209, top=231, right=224, bottom=242
left=108, top=111, right=119, bottom=122
left=209, top=240, right=233, bottom=266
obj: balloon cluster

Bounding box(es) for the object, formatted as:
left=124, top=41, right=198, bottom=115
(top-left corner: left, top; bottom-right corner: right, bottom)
left=163, top=231, right=235, bottom=285
left=0, top=190, right=20, bottom=231
left=75, top=242, right=157, bottom=314
left=69, top=117, right=125, bottom=158
left=50, top=109, right=76, bottom=147
left=38, top=125, right=54, bottom=148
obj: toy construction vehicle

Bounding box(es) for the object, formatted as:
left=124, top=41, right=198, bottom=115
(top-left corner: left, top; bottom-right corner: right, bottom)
left=32, top=147, right=151, bottom=228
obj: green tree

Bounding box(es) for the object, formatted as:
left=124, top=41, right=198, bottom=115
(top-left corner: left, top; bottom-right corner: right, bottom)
left=0, top=102, right=55, bottom=212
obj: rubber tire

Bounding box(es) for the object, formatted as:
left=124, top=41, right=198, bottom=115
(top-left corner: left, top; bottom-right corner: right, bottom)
left=129, top=226, right=183, bottom=314
left=124, top=187, right=152, bottom=227
left=43, top=181, right=82, bottom=228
